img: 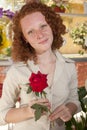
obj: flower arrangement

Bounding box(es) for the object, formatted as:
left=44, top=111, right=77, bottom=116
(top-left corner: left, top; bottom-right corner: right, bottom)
left=0, top=27, right=3, bottom=46
left=51, top=3, right=66, bottom=13
left=0, top=8, right=14, bottom=57
left=26, top=71, right=49, bottom=121
left=70, top=21, right=87, bottom=50
left=65, top=86, right=87, bottom=130
left=0, top=8, right=14, bottom=19
left=40, top=0, right=69, bottom=13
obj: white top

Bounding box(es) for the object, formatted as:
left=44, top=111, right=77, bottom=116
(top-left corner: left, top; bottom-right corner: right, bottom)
left=0, top=51, right=80, bottom=130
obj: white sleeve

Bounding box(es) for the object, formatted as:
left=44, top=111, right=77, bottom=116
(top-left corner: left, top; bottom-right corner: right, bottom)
left=0, top=67, right=20, bottom=125
left=66, top=63, right=81, bottom=113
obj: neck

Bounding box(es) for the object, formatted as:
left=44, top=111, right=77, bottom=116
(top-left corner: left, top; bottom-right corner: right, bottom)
left=37, top=50, right=56, bottom=64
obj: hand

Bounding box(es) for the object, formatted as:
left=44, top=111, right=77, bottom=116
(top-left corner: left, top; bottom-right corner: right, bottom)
left=28, top=98, right=51, bottom=117
left=49, top=104, right=72, bottom=122
left=28, top=98, right=51, bottom=116
left=29, top=98, right=51, bottom=110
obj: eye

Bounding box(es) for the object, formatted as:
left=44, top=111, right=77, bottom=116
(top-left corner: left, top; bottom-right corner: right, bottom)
left=40, top=24, right=47, bottom=29
left=28, top=30, right=33, bottom=35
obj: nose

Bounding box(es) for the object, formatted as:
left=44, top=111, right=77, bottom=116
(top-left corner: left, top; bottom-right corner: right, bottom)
left=35, top=29, right=44, bottom=39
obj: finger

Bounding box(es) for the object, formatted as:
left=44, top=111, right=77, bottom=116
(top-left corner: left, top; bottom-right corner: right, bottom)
left=49, top=105, right=71, bottom=121
left=35, top=98, right=49, bottom=103
left=29, top=98, right=50, bottom=106
left=49, top=110, right=61, bottom=121
left=59, top=108, right=72, bottom=122
left=49, top=106, right=63, bottom=119
left=60, top=113, right=72, bottom=122
left=37, top=101, right=51, bottom=109
left=29, top=99, right=38, bottom=106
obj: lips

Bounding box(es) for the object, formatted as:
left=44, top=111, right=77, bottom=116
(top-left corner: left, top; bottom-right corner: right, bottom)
left=39, top=39, right=48, bottom=44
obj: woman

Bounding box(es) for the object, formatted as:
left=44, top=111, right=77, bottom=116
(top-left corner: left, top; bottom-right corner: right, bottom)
left=0, top=2, right=80, bottom=130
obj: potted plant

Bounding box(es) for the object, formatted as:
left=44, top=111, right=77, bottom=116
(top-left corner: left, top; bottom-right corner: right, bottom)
left=0, top=8, right=14, bottom=57
left=69, top=21, right=87, bottom=54
left=65, top=86, right=87, bottom=130
left=51, top=0, right=69, bottom=13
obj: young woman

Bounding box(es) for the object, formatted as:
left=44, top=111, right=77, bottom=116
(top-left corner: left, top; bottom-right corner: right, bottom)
left=0, top=2, right=80, bottom=130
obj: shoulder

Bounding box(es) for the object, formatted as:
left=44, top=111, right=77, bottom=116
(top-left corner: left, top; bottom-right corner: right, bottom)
left=55, top=50, right=75, bottom=64
left=63, top=57, right=75, bottom=63
left=6, top=61, right=27, bottom=75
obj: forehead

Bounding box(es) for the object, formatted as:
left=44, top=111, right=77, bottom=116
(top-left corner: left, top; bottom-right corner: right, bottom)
left=20, top=12, right=46, bottom=25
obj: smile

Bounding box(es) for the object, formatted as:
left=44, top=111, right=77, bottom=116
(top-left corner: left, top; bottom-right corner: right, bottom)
left=39, top=39, right=48, bottom=44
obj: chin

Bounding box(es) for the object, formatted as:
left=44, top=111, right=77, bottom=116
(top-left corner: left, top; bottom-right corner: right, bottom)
left=38, top=48, right=51, bottom=54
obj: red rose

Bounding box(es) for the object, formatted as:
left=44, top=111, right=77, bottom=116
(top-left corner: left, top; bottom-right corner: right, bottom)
left=27, top=71, right=49, bottom=121
left=53, top=5, right=65, bottom=13
left=29, top=71, right=48, bottom=92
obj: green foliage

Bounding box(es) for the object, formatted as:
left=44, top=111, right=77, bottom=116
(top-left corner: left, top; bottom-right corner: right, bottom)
left=0, top=29, right=3, bottom=46
left=26, top=84, right=32, bottom=94
left=31, top=103, right=49, bottom=121
left=65, top=86, right=87, bottom=130
left=1, top=47, right=11, bottom=56
left=70, top=21, right=87, bottom=50
left=5, top=47, right=11, bottom=56
left=78, top=87, right=87, bottom=113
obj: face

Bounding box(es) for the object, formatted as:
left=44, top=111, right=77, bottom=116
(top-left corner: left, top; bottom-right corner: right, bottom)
left=20, top=12, right=53, bottom=54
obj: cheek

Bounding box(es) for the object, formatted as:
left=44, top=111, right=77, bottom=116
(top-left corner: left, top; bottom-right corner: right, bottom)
left=28, top=41, right=34, bottom=48
left=27, top=39, right=37, bottom=49
left=26, top=37, right=34, bottom=45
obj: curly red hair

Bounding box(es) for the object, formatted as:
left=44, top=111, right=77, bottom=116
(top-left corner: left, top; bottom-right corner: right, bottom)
left=12, top=2, right=66, bottom=63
